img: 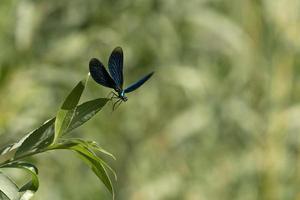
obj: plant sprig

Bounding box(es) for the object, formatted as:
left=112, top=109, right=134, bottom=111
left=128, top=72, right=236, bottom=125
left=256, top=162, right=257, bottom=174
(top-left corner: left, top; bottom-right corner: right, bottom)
left=0, top=74, right=115, bottom=200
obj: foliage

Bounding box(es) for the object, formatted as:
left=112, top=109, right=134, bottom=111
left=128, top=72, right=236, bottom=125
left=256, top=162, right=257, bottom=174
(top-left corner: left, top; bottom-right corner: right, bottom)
left=1, top=0, right=300, bottom=200
left=0, top=76, right=114, bottom=199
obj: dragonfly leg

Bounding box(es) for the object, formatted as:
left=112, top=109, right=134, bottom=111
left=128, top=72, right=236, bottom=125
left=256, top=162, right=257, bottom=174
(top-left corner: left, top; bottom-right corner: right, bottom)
left=107, top=91, right=114, bottom=99
left=114, top=99, right=123, bottom=110
left=112, top=99, right=122, bottom=111
left=107, top=91, right=118, bottom=101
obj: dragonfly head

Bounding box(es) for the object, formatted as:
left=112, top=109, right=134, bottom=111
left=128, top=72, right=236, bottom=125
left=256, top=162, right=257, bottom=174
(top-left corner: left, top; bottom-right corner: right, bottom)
left=119, top=90, right=128, bottom=102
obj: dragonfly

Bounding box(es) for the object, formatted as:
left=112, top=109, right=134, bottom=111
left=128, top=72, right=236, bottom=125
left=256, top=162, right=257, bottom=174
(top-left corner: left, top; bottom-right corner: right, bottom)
left=89, top=47, right=154, bottom=110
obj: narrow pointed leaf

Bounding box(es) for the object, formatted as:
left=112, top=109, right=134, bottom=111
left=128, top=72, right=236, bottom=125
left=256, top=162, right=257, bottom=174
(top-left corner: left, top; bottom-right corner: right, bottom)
left=49, top=139, right=115, bottom=196
left=76, top=139, right=116, bottom=160
left=54, top=76, right=89, bottom=142
left=0, top=144, right=16, bottom=164
left=10, top=97, right=108, bottom=161
left=67, top=98, right=109, bottom=133
left=0, top=144, right=14, bottom=155
left=55, top=109, right=74, bottom=138
left=55, top=139, right=117, bottom=179
left=0, top=191, right=10, bottom=200
left=0, top=172, right=20, bottom=200
left=76, top=151, right=114, bottom=196
left=1, top=162, right=39, bottom=199
left=15, top=118, right=55, bottom=158
left=61, top=77, right=88, bottom=110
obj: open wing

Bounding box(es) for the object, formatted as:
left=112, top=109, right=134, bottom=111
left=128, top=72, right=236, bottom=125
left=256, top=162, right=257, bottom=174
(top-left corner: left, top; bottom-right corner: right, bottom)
left=89, top=58, right=116, bottom=89
left=108, top=47, right=124, bottom=89
left=124, top=72, right=154, bottom=93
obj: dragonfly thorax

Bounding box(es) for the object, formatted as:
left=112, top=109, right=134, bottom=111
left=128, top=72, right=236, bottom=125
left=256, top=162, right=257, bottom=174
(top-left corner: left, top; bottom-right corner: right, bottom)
left=118, top=90, right=128, bottom=102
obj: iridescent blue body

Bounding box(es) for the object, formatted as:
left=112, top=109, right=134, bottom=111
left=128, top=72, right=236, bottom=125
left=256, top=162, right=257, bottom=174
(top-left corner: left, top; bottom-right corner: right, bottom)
left=118, top=90, right=128, bottom=102
left=89, top=47, right=154, bottom=109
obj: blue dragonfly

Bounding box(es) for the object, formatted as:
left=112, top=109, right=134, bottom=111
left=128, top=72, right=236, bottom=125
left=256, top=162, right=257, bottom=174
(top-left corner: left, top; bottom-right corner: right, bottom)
left=89, top=47, right=154, bottom=110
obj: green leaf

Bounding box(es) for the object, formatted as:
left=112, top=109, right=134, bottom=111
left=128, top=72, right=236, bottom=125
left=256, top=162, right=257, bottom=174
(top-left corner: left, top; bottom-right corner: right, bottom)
left=1, top=162, right=39, bottom=200
left=67, top=98, right=109, bottom=133
left=53, top=139, right=117, bottom=180
left=0, top=172, right=20, bottom=200
left=0, top=133, right=40, bottom=164
left=61, top=78, right=87, bottom=110
left=49, top=139, right=115, bottom=196
left=0, top=191, right=10, bottom=200
left=54, top=76, right=89, bottom=142
left=64, top=138, right=116, bottom=160
left=14, top=118, right=55, bottom=159
left=76, top=151, right=114, bottom=197
left=3, top=97, right=108, bottom=162
left=14, top=98, right=108, bottom=159
left=0, top=144, right=14, bottom=155
left=0, top=144, right=16, bottom=164
left=54, top=109, right=74, bottom=139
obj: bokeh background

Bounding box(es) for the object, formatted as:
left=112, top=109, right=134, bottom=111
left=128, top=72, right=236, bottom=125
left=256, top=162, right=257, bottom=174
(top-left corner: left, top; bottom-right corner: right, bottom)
left=1, top=0, right=300, bottom=199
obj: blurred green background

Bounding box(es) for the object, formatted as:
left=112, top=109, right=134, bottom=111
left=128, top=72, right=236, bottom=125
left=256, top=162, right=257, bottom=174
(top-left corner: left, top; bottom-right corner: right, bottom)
left=1, top=0, right=300, bottom=199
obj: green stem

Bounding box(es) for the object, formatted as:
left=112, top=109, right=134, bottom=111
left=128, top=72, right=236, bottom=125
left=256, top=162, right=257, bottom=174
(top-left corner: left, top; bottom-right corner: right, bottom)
left=0, top=150, right=46, bottom=168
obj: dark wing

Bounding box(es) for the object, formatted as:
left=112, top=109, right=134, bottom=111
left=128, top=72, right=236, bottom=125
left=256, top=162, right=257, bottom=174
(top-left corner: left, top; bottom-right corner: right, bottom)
left=89, top=58, right=116, bottom=89
left=124, top=72, right=154, bottom=93
left=108, top=47, right=124, bottom=89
